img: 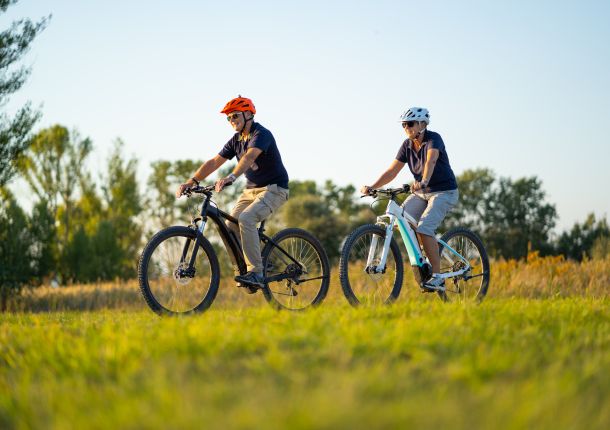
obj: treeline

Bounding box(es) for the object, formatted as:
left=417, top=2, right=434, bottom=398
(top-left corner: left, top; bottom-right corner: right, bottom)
left=2, top=125, right=610, bottom=304
left=1, top=2, right=609, bottom=305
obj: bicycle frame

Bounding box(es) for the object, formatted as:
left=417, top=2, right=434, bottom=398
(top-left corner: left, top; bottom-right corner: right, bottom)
left=183, top=188, right=304, bottom=282
left=373, top=198, right=471, bottom=284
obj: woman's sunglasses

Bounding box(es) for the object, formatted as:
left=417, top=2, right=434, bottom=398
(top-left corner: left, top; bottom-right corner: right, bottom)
left=402, top=121, right=417, bottom=128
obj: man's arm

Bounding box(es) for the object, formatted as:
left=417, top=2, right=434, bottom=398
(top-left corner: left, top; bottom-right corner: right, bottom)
left=232, top=147, right=262, bottom=177
left=176, top=154, right=228, bottom=197
left=192, top=154, right=228, bottom=182
left=215, top=147, right=263, bottom=192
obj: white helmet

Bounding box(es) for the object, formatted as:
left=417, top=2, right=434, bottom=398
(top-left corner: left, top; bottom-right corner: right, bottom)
left=399, top=107, right=430, bottom=124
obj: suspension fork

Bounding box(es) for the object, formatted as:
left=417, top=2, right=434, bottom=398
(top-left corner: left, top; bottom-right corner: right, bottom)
left=182, top=218, right=207, bottom=269
left=366, top=216, right=396, bottom=273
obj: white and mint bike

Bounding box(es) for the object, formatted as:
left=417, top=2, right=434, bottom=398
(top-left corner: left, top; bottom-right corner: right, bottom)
left=339, top=185, right=490, bottom=305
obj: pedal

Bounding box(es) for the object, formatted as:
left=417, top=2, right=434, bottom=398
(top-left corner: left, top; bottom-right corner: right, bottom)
left=420, top=284, right=445, bottom=293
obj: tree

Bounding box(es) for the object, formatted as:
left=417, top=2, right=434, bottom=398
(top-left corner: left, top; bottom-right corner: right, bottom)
left=278, top=180, right=371, bottom=262
left=445, top=168, right=495, bottom=232
left=483, top=176, right=557, bottom=259
left=556, top=213, right=610, bottom=261
left=145, top=159, right=207, bottom=230
left=17, top=125, right=93, bottom=247
left=0, top=188, right=32, bottom=308
left=100, top=140, right=143, bottom=279
left=0, top=1, right=49, bottom=186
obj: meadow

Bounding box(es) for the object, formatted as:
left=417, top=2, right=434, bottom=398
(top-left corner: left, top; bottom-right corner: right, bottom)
left=1, top=255, right=609, bottom=429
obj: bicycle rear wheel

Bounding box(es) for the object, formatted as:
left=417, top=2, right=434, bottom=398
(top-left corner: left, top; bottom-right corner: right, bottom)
left=138, top=226, right=220, bottom=315
left=437, top=227, right=490, bottom=303
left=261, top=228, right=330, bottom=310
left=339, top=224, right=404, bottom=306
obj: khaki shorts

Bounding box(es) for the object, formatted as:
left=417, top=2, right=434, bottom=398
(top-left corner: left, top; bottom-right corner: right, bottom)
left=401, top=189, right=459, bottom=236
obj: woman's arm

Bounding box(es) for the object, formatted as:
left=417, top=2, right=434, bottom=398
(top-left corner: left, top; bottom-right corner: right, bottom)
left=421, top=148, right=439, bottom=185
left=361, top=159, right=405, bottom=193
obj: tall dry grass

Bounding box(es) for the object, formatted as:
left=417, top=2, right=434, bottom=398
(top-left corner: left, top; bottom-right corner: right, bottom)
left=5, top=253, right=609, bottom=312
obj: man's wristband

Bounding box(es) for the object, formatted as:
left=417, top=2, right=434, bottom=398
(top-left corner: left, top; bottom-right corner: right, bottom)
left=227, top=173, right=237, bottom=182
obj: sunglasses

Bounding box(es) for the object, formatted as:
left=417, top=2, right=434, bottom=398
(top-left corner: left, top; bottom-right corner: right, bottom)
left=226, top=113, right=243, bottom=122
left=402, top=121, right=417, bottom=128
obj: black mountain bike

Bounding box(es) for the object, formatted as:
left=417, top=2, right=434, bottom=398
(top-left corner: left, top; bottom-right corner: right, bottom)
left=138, top=184, right=331, bottom=315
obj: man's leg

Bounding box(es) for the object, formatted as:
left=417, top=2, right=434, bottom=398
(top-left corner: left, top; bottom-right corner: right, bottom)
left=227, top=189, right=256, bottom=241
left=236, top=186, right=288, bottom=283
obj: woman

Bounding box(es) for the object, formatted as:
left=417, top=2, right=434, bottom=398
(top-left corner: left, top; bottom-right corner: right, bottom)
left=361, top=107, right=459, bottom=290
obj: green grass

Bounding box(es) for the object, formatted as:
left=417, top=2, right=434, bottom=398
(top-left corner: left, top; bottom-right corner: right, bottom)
left=1, top=298, right=609, bottom=429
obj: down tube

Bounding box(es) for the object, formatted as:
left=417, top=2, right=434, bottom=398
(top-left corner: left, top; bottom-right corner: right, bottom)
left=396, top=219, right=423, bottom=267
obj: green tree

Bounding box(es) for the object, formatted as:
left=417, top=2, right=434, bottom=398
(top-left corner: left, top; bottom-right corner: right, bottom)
left=278, top=180, right=371, bottom=262
left=17, top=125, right=92, bottom=244
left=145, top=159, right=207, bottom=230
left=28, top=198, right=57, bottom=281
left=0, top=188, right=32, bottom=308
left=556, top=213, right=610, bottom=261
left=100, top=140, right=143, bottom=279
left=484, top=176, right=557, bottom=259
left=0, top=1, right=49, bottom=186
left=445, top=168, right=495, bottom=232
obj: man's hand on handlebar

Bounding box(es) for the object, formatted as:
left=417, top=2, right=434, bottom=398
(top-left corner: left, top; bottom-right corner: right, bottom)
left=215, top=173, right=236, bottom=192
left=176, top=179, right=197, bottom=198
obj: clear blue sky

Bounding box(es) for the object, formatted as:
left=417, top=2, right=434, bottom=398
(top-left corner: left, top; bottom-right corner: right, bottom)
left=3, top=0, right=610, bottom=231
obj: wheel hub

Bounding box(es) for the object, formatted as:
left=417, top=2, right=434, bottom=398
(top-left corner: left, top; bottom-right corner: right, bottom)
left=173, top=263, right=195, bottom=286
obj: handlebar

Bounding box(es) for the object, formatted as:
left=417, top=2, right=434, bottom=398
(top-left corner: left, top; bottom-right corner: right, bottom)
left=181, top=181, right=233, bottom=197
left=361, top=184, right=410, bottom=199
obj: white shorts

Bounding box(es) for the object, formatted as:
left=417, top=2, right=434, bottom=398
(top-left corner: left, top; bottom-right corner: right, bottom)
left=401, top=189, right=459, bottom=236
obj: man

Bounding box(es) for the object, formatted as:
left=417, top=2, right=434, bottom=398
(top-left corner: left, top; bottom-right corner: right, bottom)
left=361, top=107, right=459, bottom=291
left=176, top=96, right=289, bottom=289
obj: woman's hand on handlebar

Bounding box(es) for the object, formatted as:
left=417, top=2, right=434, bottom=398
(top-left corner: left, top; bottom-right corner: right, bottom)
left=360, top=185, right=373, bottom=196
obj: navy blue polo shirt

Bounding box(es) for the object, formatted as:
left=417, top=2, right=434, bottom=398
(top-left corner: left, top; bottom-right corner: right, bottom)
left=219, top=122, right=289, bottom=189
left=396, top=129, right=458, bottom=192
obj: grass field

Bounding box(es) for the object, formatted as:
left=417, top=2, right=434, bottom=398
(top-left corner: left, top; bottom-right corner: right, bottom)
left=1, top=256, right=609, bottom=429
left=1, top=298, right=609, bottom=429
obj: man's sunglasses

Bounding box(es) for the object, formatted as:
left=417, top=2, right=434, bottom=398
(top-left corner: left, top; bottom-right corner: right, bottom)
left=402, top=121, right=417, bottom=128
left=227, top=113, right=243, bottom=122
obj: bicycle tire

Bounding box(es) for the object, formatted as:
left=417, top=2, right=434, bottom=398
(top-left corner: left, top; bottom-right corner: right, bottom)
left=261, top=228, right=330, bottom=311
left=138, top=226, right=220, bottom=316
left=437, top=227, right=490, bottom=303
left=339, top=224, right=404, bottom=306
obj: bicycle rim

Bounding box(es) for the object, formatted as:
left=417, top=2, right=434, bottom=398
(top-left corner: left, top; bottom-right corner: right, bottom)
left=439, top=232, right=488, bottom=303
left=341, top=226, right=402, bottom=305
left=264, top=234, right=327, bottom=310
left=144, top=232, right=216, bottom=313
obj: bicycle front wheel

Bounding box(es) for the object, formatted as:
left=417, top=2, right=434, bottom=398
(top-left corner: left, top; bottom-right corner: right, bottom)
left=438, top=227, right=490, bottom=303
left=138, top=226, right=220, bottom=315
left=261, top=228, right=330, bottom=311
left=339, top=224, right=404, bottom=306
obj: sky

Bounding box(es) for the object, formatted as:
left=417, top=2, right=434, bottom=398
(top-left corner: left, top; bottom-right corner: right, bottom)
left=2, top=0, right=610, bottom=231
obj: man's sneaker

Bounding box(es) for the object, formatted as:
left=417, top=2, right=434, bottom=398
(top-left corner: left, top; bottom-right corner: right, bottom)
left=421, top=275, right=445, bottom=292
left=235, top=271, right=265, bottom=289
left=235, top=281, right=259, bottom=294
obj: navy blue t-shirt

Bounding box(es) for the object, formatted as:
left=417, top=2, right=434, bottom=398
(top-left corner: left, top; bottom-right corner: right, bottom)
left=395, top=129, right=458, bottom=192
left=219, top=122, right=289, bottom=189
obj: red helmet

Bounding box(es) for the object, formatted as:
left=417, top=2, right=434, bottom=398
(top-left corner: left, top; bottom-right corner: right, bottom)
left=220, top=95, right=256, bottom=115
